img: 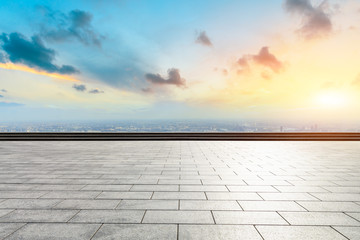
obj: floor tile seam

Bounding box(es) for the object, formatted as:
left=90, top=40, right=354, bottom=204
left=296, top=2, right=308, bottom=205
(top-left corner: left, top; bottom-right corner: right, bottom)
left=89, top=223, right=103, bottom=240
left=1, top=221, right=360, bottom=227
left=140, top=210, right=147, bottom=223
left=330, top=226, right=351, bottom=240
left=66, top=209, right=81, bottom=223
left=276, top=211, right=291, bottom=225
left=343, top=212, right=360, bottom=223
left=253, top=225, right=265, bottom=240
left=1, top=222, right=28, bottom=240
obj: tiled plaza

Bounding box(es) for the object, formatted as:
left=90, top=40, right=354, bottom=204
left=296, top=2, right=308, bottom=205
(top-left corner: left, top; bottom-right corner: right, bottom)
left=0, top=141, right=359, bottom=239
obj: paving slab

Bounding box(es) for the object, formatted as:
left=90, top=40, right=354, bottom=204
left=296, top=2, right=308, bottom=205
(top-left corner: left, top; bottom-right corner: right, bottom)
left=53, top=199, right=120, bottom=210
left=0, top=199, right=61, bottom=209
left=96, top=191, right=152, bottom=200
left=152, top=192, right=206, bottom=200
left=0, top=209, right=78, bottom=223
left=92, top=224, right=177, bottom=240
left=1, top=141, right=360, bottom=238
left=279, top=212, right=360, bottom=226
left=179, top=225, right=262, bottom=240
left=297, top=201, right=360, bottom=212
left=213, top=211, right=288, bottom=225
left=143, top=210, right=214, bottom=224
left=117, top=200, right=178, bottom=210
left=257, top=226, right=347, bottom=240
left=69, top=210, right=144, bottom=223
left=334, top=226, right=360, bottom=240
left=180, top=200, right=241, bottom=210
left=238, top=200, right=306, bottom=211
left=5, top=223, right=100, bottom=240
left=0, top=223, right=25, bottom=239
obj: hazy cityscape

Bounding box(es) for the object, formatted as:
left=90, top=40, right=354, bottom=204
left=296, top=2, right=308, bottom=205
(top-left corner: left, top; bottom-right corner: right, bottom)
left=0, top=120, right=359, bottom=133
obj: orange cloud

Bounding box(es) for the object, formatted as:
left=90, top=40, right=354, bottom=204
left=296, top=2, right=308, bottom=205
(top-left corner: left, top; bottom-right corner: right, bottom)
left=0, top=63, right=79, bottom=82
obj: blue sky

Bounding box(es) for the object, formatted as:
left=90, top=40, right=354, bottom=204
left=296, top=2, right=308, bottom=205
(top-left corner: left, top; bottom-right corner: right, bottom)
left=0, top=0, right=359, bottom=123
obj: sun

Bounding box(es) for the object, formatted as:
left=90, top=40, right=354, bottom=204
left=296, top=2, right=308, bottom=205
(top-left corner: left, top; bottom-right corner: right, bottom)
left=315, top=91, right=348, bottom=108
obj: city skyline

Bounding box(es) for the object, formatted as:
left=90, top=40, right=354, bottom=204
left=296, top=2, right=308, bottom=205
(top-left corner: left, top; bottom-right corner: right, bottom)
left=1, top=0, right=360, bottom=124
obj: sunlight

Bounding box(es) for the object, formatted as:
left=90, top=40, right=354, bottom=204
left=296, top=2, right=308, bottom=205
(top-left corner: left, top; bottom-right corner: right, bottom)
left=315, top=91, right=348, bottom=108
left=0, top=63, right=79, bottom=82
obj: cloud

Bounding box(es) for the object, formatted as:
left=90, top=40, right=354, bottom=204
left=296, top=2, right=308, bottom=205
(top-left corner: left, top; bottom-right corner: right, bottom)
left=196, top=31, right=213, bottom=47
left=145, top=68, right=186, bottom=88
left=261, top=71, right=272, bottom=80
left=222, top=69, right=228, bottom=76
left=38, top=6, right=104, bottom=46
left=0, top=52, right=6, bottom=63
left=73, top=84, right=86, bottom=91
left=1, top=89, right=6, bottom=93
left=89, top=88, right=104, bottom=94
left=0, top=102, right=24, bottom=107
left=237, top=47, right=283, bottom=73
left=237, top=57, right=250, bottom=68
left=352, top=74, right=360, bottom=86
left=141, top=87, right=153, bottom=93
left=284, top=0, right=332, bottom=39
left=253, top=47, right=283, bottom=73
left=0, top=95, right=3, bottom=98
left=0, top=32, right=79, bottom=75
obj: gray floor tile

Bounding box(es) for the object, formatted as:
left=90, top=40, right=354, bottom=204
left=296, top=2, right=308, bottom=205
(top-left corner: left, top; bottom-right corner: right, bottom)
left=69, top=210, right=144, bottom=223
left=143, top=210, right=214, bottom=224
left=257, top=226, right=347, bottom=240
left=179, top=225, right=262, bottom=240
left=53, top=199, right=120, bottom=209
left=311, top=193, right=360, bottom=201
left=0, top=184, right=34, bottom=191
left=201, top=180, right=246, bottom=185
left=130, top=185, right=178, bottom=191
left=323, top=187, right=360, bottom=193
left=81, top=185, right=132, bottom=191
left=227, top=186, right=278, bottom=192
left=0, top=223, right=25, bottom=239
left=279, top=212, right=360, bottom=226
left=259, top=193, right=318, bottom=201
left=152, top=192, right=206, bottom=200
left=92, top=224, right=177, bottom=240
left=213, top=211, right=287, bottom=224
left=244, top=180, right=291, bottom=186
left=289, top=181, right=338, bottom=186
left=275, top=186, right=329, bottom=193
left=0, top=210, right=13, bottom=218
left=1, top=141, right=360, bottom=238
left=96, top=192, right=152, bottom=199
left=117, top=200, right=178, bottom=210
left=346, top=212, right=360, bottom=221
left=180, top=185, right=228, bottom=192
left=297, top=201, right=360, bottom=212
left=158, top=180, right=201, bottom=185
left=238, top=201, right=306, bottom=211
left=5, top=223, right=100, bottom=240
left=31, top=184, right=86, bottom=191
left=0, top=210, right=78, bottom=223
left=0, top=191, right=48, bottom=199
left=180, top=200, right=241, bottom=210
left=0, top=199, right=61, bottom=209
left=206, top=192, right=262, bottom=200
left=334, top=227, right=360, bottom=240
left=40, top=191, right=100, bottom=199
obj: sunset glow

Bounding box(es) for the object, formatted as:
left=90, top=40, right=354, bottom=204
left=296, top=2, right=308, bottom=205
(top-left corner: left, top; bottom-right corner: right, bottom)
left=0, top=0, right=359, bottom=125
left=0, top=63, right=79, bottom=82
left=315, top=91, right=349, bottom=108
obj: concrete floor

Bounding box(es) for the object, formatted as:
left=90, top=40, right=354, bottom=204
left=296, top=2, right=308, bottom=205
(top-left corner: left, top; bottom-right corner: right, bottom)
left=0, top=141, right=359, bottom=239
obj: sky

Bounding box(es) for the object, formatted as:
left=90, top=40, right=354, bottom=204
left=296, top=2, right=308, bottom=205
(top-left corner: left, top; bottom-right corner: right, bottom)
left=0, top=0, right=360, bottom=123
